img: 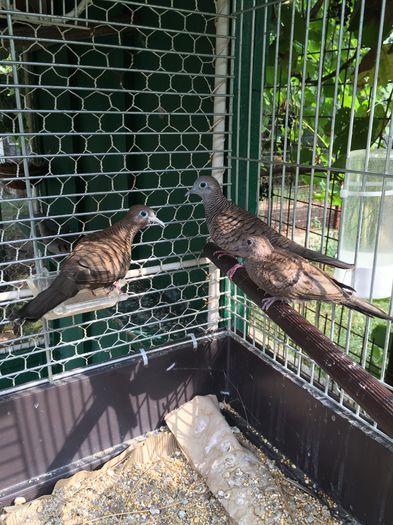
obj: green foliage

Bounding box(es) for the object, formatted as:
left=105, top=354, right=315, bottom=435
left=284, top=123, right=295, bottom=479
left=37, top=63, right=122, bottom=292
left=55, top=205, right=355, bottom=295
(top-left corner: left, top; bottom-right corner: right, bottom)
left=263, top=0, right=393, bottom=207
left=0, top=59, right=18, bottom=135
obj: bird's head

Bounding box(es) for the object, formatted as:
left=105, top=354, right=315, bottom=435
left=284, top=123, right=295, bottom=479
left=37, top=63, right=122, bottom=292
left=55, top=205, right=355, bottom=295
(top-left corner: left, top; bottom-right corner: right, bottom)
left=127, top=205, right=165, bottom=228
left=185, top=175, right=222, bottom=200
left=232, top=236, right=273, bottom=260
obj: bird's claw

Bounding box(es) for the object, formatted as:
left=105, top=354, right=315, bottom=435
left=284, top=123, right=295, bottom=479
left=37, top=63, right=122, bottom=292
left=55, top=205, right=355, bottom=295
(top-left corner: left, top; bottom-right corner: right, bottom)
left=106, top=280, right=123, bottom=295
left=260, top=296, right=286, bottom=311
left=226, top=263, right=244, bottom=280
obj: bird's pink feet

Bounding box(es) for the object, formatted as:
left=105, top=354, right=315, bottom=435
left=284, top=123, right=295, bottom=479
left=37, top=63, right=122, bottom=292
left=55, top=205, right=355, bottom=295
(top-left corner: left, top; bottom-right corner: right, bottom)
left=106, top=280, right=123, bottom=295
left=226, top=263, right=244, bottom=280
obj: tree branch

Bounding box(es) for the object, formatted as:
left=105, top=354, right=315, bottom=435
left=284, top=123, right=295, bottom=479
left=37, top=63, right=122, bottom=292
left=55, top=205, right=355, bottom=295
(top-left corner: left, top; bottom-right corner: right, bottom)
left=310, top=0, right=324, bottom=19
left=292, top=54, right=357, bottom=86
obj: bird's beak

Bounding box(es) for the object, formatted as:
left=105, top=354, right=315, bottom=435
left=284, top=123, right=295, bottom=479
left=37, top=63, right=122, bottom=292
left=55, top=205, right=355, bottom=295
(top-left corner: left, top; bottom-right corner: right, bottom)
left=185, top=185, right=196, bottom=197
left=151, top=215, right=165, bottom=227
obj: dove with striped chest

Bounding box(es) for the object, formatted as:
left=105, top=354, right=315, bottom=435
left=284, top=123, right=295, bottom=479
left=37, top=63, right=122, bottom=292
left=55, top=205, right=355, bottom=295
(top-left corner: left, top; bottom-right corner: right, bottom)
left=186, top=175, right=353, bottom=270
left=10, top=205, right=164, bottom=322
left=233, top=235, right=392, bottom=321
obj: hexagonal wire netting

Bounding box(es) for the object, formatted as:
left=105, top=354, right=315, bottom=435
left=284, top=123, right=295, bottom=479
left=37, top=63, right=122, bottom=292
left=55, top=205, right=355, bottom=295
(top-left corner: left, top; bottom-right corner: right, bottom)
left=1, top=0, right=393, bottom=444
left=0, top=0, right=232, bottom=391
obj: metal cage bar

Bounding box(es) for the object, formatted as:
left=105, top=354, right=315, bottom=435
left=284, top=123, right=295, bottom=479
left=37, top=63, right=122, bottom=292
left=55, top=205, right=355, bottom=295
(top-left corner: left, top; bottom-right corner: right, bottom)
left=1, top=0, right=393, bottom=448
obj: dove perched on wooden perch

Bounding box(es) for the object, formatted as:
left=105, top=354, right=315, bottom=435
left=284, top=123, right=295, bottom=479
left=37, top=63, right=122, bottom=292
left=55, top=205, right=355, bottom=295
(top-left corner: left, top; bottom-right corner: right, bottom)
left=186, top=176, right=353, bottom=274
left=232, top=235, right=392, bottom=321
left=10, top=205, right=164, bottom=322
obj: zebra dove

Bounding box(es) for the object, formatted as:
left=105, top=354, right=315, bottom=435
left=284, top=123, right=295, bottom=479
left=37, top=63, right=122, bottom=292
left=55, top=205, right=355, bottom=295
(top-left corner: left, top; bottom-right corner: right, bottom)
left=186, top=175, right=353, bottom=270
left=232, top=235, right=392, bottom=321
left=10, top=205, right=164, bottom=322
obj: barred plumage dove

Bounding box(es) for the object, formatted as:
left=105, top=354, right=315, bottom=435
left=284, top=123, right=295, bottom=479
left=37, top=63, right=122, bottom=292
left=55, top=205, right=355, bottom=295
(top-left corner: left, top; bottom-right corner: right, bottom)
left=10, top=205, right=164, bottom=322
left=233, top=235, right=392, bottom=321
left=186, top=175, right=353, bottom=270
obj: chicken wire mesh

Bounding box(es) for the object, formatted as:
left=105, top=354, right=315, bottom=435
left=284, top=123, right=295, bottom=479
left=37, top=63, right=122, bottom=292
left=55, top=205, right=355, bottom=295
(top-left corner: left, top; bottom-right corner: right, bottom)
left=0, top=0, right=232, bottom=391
left=1, top=0, right=393, bottom=444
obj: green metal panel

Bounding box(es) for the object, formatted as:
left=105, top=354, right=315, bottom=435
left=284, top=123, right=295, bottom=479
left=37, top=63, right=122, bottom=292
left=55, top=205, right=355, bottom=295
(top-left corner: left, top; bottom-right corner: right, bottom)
left=231, top=0, right=265, bottom=211
left=230, top=0, right=268, bottom=334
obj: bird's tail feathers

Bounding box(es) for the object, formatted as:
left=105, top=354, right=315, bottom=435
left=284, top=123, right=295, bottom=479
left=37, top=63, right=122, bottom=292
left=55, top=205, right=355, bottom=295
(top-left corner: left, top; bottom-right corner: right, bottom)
left=344, top=296, right=393, bottom=321
left=9, top=275, right=79, bottom=322
left=283, top=240, right=354, bottom=270
left=331, top=278, right=356, bottom=293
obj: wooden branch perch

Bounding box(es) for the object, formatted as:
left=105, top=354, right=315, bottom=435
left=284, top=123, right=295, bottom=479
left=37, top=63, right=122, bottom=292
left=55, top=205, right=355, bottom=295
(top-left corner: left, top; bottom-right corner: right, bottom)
left=204, top=242, right=393, bottom=438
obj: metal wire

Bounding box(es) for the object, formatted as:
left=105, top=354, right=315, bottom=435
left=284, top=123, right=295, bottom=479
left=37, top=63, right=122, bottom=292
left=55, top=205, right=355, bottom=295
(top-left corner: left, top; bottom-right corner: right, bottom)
left=238, top=0, right=393, bottom=443
left=0, top=0, right=230, bottom=391
left=1, top=0, right=393, bottom=447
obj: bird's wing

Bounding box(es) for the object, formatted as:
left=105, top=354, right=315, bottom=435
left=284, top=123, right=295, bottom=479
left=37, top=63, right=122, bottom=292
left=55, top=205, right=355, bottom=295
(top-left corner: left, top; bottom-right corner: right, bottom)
left=63, top=237, right=130, bottom=287
left=286, top=258, right=345, bottom=301
left=246, top=252, right=300, bottom=295
left=210, top=204, right=259, bottom=250
left=247, top=251, right=346, bottom=302
left=212, top=205, right=352, bottom=269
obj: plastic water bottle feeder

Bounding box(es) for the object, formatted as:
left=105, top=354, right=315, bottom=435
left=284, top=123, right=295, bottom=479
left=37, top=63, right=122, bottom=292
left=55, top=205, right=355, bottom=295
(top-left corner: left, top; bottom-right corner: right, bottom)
left=26, top=270, right=128, bottom=320
left=335, top=149, right=393, bottom=300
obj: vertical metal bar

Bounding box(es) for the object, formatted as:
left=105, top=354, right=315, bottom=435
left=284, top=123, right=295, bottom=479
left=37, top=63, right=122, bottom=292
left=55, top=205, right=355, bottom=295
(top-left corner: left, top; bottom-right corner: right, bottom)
left=256, top=0, right=268, bottom=219
left=227, top=1, right=237, bottom=334
left=232, top=0, right=243, bottom=337
left=267, top=0, right=282, bottom=226
left=256, top=0, right=270, bottom=348
left=340, top=0, right=366, bottom=392
left=304, top=0, right=328, bottom=249
left=234, top=0, right=243, bottom=205
left=292, top=0, right=311, bottom=240
left=291, top=0, right=313, bottom=378
left=320, top=0, right=346, bottom=248
left=279, top=0, right=296, bottom=235
left=5, top=0, right=53, bottom=382
left=278, top=0, right=296, bottom=370
left=208, top=0, right=230, bottom=331
left=317, top=0, right=347, bottom=388
left=355, top=0, right=387, bottom=383
left=368, top=116, right=393, bottom=383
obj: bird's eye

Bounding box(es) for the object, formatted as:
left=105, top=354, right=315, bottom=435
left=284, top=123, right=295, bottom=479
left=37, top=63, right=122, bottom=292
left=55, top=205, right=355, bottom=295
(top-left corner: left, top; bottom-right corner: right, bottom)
left=199, top=181, right=207, bottom=189
left=247, top=239, right=253, bottom=246
left=139, top=210, right=148, bottom=218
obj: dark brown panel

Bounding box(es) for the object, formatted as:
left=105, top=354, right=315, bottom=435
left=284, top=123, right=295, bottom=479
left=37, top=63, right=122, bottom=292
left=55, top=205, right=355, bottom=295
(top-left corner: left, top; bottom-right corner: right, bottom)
left=0, top=337, right=227, bottom=504
left=224, top=338, right=393, bottom=525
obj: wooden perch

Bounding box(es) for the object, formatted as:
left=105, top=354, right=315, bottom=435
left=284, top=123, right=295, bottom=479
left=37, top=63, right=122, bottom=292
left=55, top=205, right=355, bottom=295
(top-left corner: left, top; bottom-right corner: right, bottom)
left=204, top=242, right=393, bottom=438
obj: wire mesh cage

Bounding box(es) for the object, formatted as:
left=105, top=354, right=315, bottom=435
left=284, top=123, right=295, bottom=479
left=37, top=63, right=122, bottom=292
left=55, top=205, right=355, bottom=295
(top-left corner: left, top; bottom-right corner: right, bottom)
left=0, top=0, right=231, bottom=391
left=228, top=0, right=393, bottom=441
left=0, top=0, right=393, bottom=448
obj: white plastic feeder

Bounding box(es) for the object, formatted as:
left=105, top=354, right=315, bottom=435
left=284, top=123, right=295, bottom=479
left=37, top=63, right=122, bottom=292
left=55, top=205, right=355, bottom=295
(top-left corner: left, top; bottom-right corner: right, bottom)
left=335, top=149, right=393, bottom=299
left=26, top=270, right=128, bottom=320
